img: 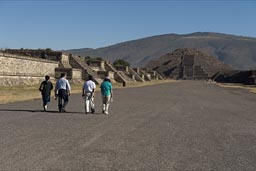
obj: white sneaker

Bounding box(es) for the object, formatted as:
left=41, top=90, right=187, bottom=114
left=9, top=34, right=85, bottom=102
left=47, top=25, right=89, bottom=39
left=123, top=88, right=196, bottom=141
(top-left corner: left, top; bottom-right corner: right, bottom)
left=104, top=111, right=109, bottom=115
left=44, top=105, right=47, bottom=111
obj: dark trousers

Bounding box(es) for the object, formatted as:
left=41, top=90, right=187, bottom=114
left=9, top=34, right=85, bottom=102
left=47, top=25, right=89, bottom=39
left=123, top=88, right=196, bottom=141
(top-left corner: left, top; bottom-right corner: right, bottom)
left=58, top=89, right=69, bottom=111
left=42, top=95, right=50, bottom=106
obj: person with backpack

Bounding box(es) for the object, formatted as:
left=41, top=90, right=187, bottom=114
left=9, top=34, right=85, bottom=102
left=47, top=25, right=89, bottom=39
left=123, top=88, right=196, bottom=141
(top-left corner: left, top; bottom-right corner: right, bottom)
left=100, top=77, right=113, bottom=115
left=39, top=75, right=53, bottom=111
left=82, top=75, right=96, bottom=114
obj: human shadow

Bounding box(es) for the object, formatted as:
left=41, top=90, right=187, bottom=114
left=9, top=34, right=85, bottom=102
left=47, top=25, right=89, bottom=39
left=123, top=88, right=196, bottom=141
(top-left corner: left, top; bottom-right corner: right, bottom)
left=0, top=109, right=44, bottom=113
left=0, top=109, right=106, bottom=115
left=84, top=112, right=106, bottom=115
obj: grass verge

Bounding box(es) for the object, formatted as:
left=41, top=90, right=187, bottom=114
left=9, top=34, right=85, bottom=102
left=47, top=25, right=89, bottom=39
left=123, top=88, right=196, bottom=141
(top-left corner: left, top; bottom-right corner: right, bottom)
left=0, top=80, right=175, bottom=104
left=216, top=83, right=256, bottom=94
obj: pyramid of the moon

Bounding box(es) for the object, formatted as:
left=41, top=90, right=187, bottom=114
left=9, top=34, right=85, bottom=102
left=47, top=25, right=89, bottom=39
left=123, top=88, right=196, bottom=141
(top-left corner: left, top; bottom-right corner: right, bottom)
left=146, top=48, right=232, bottom=80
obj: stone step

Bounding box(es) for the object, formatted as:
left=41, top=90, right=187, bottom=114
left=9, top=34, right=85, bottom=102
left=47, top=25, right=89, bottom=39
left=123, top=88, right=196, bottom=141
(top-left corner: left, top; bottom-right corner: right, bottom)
left=69, top=55, right=102, bottom=84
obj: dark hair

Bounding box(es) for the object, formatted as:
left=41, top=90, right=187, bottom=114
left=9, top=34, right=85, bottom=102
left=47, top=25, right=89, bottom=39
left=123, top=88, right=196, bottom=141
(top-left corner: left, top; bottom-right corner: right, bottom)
left=45, top=75, right=50, bottom=80
left=60, top=73, right=66, bottom=78
left=104, top=77, right=111, bottom=82
left=88, top=75, right=93, bottom=81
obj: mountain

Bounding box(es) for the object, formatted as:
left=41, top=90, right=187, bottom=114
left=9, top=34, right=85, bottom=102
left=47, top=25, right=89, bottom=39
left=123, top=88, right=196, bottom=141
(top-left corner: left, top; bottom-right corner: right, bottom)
left=67, top=32, right=256, bottom=70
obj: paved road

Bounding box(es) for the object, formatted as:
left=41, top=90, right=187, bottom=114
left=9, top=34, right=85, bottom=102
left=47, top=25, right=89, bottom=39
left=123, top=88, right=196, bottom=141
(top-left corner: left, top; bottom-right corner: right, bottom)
left=0, top=81, right=256, bottom=171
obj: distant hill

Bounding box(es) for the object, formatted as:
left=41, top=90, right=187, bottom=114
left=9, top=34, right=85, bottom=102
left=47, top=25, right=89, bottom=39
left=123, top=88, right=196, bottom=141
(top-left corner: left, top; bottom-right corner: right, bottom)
left=67, top=32, right=256, bottom=70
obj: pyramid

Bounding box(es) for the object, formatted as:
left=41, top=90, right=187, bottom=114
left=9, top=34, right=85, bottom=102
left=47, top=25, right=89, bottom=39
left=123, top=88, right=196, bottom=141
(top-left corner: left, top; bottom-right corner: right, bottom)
left=146, top=48, right=232, bottom=80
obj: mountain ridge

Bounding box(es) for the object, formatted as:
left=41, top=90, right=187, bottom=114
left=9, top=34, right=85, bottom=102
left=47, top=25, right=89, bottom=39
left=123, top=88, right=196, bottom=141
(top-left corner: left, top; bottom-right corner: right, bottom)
left=67, top=32, right=256, bottom=70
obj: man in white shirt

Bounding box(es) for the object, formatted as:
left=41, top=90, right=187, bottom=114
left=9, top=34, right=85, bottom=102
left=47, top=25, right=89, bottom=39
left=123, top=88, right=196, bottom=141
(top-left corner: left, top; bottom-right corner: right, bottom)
left=82, top=75, right=96, bottom=114
left=54, top=73, right=71, bottom=112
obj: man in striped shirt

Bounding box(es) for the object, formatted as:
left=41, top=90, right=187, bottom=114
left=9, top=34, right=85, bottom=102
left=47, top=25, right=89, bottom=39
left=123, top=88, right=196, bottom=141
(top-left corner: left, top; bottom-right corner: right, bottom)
left=54, top=73, right=71, bottom=112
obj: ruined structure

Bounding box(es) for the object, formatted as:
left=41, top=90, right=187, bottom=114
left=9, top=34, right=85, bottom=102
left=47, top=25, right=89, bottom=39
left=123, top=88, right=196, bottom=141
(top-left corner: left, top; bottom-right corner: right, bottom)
left=3, top=50, right=83, bottom=83
left=114, top=66, right=145, bottom=82
left=86, top=59, right=115, bottom=82
left=1, top=49, right=159, bottom=86
left=0, top=52, right=58, bottom=86
left=146, top=48, right=232, bottom=80
left=214, top=70, right=256, bottom=85
left=5, top=49, right=62, bottom=61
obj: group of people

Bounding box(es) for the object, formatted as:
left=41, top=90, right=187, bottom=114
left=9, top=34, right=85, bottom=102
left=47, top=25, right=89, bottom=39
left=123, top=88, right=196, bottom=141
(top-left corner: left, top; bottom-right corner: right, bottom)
left=39, top=73, right=113, bottom=115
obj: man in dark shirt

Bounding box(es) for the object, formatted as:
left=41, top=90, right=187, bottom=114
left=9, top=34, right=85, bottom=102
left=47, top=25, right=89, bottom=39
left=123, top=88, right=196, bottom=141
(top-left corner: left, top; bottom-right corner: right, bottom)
left=39, top=75, right=53, bottom=111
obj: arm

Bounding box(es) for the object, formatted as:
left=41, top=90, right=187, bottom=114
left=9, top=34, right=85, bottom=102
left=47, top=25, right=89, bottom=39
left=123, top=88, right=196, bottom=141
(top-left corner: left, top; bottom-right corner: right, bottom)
left=110, top=84, right=113, bottom=99
left=110, top=89, right=113, bottom=102
left=92, top=82, right=96, bottom=97
left=39, top=82, right=44, bottom=92
left=110, top=89, right=113, bottom=98
left=82, top=84, right=85, bottom=97
left=67, top=90, right=71, bottom=96
left=66, top=80, right=71, bottom=96
left=50, top=82, right=53, bottom=90
left=54, top=81, right=59, bottom=98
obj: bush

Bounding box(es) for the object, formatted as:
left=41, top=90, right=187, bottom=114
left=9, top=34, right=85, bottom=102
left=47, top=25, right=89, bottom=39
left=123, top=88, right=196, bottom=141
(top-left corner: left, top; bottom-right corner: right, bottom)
left=113, top=59, right=130, bottom=67
left=84, top=56, right=104, bottom=62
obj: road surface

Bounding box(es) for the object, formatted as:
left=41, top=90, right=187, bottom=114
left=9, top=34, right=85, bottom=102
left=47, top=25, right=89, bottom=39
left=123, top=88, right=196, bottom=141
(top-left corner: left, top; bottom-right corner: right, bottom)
left=0, top=81, right=256, bottom=171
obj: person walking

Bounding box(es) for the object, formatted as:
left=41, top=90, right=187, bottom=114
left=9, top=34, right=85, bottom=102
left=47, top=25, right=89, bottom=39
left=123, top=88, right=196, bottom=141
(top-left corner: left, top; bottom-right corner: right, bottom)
left=54, top=73, right=71, bottom=112
left=82, top=75, right=96, bottom=114
left=100, top=77, right=113, bottom=115
left=39, top=75, right=53, bottom=111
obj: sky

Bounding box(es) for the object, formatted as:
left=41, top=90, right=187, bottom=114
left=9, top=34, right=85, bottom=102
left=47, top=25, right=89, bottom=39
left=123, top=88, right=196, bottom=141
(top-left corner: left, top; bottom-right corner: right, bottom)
left=0, top=0, right=255, bottom=50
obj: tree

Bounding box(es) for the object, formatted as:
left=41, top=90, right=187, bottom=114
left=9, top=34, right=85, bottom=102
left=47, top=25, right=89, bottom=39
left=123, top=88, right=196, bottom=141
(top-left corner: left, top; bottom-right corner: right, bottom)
left=113, top=59, right=130, bottom=67
left=96, top=57, right=104, bottom=61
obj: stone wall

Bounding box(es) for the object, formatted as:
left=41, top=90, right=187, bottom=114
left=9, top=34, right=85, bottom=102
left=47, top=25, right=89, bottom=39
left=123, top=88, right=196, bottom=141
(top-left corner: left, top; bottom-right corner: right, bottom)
left=4, top=49, right=62, bottom=61
left=97, top=71, right=115, bottom=81
left=115, top=66, right=129, bottom=72
left=87, top=61, right=105, bottom=72
left=72, top=69, right=82, bottom=79
left=0, top=76, right=45, bottom=86
left=61, top=54, right=71, bottom=68
left=55, top=68, right=72, bottom=80
left=55, top=68, right=82, bottom=80
left=0, top=52, right=59, bottom=86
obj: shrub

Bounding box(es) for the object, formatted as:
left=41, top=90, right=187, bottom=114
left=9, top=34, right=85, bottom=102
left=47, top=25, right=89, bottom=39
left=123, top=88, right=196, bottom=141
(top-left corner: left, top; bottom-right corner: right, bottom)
left=113, top=59, right=130, bottom=67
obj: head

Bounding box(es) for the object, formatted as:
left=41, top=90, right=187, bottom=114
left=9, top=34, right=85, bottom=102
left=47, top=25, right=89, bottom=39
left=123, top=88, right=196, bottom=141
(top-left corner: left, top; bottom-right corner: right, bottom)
left=104, top=77, right=111, bottom=82
left=60, top=73, right=66, bottom=78
left=45, top=75, right=50, bottom=81
left=88, top=75, right=93, bottom=81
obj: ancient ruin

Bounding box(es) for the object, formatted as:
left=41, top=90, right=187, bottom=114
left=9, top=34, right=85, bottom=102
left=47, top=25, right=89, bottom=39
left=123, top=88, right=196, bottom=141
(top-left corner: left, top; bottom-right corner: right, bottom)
left=214, top=70, right=256, bottom=85
left=0, top=49, right=161, bottom=86
left=146, top=48, right=232, bottom=80
left=0, top=52, right=58, bottom=86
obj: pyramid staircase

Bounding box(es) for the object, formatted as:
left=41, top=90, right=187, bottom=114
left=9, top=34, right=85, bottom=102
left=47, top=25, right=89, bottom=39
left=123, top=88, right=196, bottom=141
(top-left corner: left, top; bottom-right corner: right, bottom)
left=169, top=66, right=183, bottom=79
left=128, top=67, right=144, bottom=82
left=119, top=72, right=135, bottom=82
left=69, top=55, right=102, bottom=84
left=193, top=66, right=209, bottom=79
left=139, top=69, right=151, bottom=81
left=105, top=62, right=128, bottom=83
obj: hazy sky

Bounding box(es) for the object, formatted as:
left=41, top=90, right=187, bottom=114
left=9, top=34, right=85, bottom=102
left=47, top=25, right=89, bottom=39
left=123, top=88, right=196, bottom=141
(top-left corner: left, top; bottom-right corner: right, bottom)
left=0, top=0, right=255, bottom=50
